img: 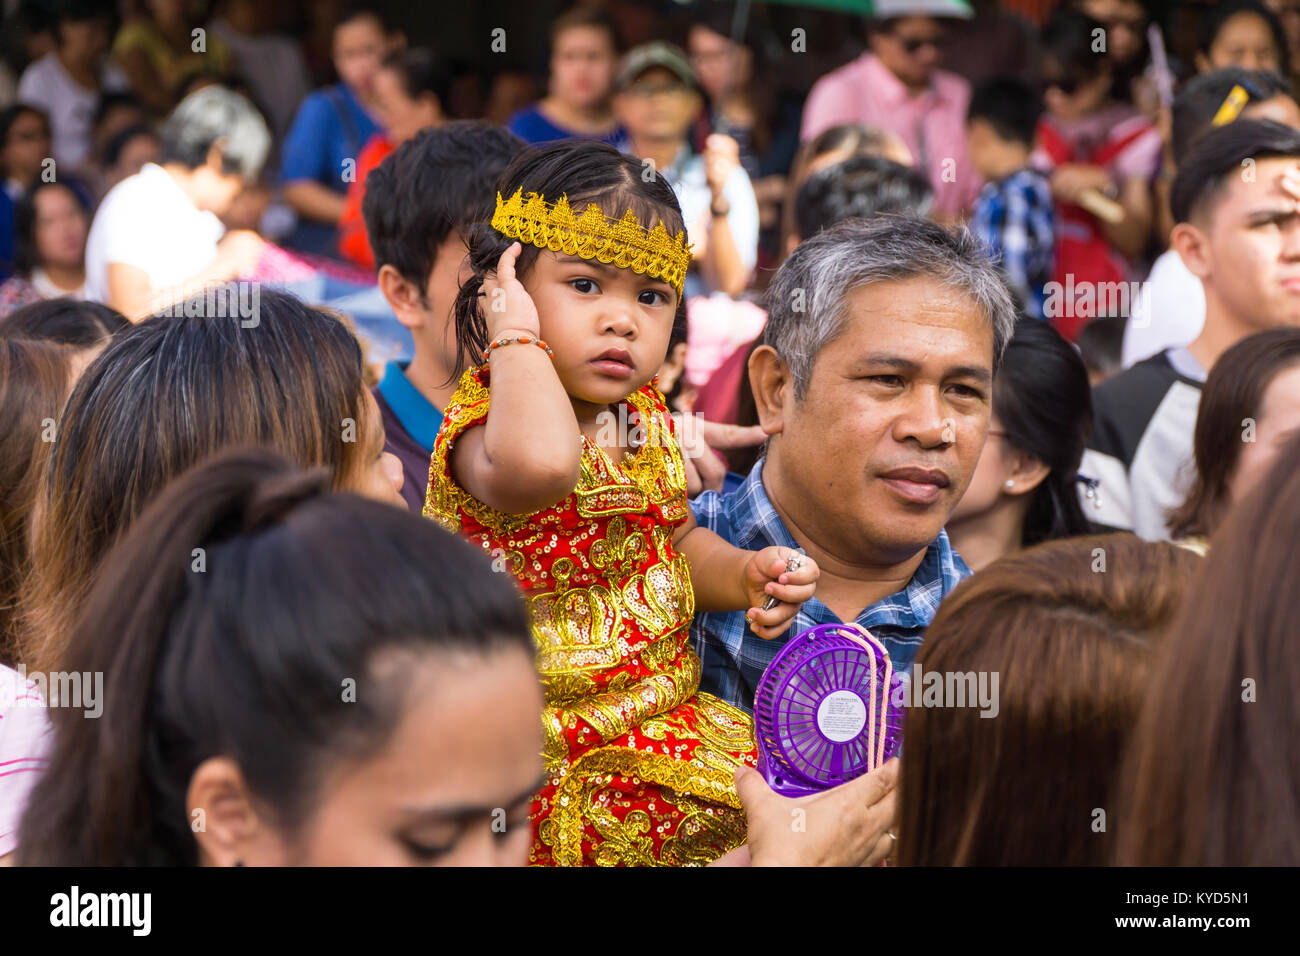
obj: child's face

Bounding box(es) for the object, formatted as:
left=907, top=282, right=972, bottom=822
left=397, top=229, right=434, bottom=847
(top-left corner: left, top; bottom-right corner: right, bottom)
left=965, top=119, right=998, bottom=179
left=522, top=249, right=678, bottom=410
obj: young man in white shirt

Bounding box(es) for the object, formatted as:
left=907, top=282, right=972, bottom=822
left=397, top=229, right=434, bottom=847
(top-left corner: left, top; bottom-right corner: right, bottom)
left=1084, top=119, right=1300, bottom=539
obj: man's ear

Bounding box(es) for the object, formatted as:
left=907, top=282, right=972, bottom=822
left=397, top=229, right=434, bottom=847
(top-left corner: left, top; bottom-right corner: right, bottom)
left=187, top=756, right=283, bottom=867
left=1170, top=220, right=1211, bottom=279
left=748, top=344, right=791, bottom=437
left=204, top=139, right=228, bottom=174
left=377, top=263, right=426, bottom=331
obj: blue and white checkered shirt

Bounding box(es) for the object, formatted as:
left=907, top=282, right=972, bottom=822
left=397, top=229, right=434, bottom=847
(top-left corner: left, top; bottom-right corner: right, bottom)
left=969, top=167, right=1055, bottom=321
left=690, top=459, right=972, bottom=713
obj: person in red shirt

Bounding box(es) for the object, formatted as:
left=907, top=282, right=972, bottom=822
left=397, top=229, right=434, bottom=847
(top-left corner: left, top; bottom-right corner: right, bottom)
left=338, top=48, right=449, bottom=269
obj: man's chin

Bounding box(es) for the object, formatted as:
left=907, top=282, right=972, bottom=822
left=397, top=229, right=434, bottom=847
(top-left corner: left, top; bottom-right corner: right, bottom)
left=867, top=498, right=952, bottom=552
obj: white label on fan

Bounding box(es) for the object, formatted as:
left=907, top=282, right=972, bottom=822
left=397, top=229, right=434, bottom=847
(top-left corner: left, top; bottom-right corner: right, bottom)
left=816, top=691, right=867, bottom=742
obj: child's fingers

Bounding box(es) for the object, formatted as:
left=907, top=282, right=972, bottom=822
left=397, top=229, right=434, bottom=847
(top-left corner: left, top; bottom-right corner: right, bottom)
left=764, top=581, right=815, bottom=606
left=746, top=605, right=796, bottom=640
left=497, top=241, right=521, bottom=283
left=765, top=556, right=793, bottom=580
left=776, top=566, right=818, bottom=587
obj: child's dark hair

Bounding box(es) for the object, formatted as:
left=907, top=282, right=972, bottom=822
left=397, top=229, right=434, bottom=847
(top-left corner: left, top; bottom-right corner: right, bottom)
left=450, top=140, right=687, bottom=381
left=1040, top=11, right=1110, bottom=87
left=969, top=76, right=1042, bottom=148
left=17, top=447, right=533, bottom=865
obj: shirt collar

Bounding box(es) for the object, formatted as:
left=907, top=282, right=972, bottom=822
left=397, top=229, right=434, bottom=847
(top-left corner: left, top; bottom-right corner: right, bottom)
left=732, top=457, right=968, bottom=628
left=1165, top=346, right=1207, bottom=384
left=376, top=360, right=443, bottom=453
left=861, top=52, right=941, bottom=106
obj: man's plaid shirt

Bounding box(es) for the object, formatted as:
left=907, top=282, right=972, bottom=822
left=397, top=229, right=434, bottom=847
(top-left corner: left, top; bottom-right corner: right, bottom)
left=969, top=167, right=1055, bottom=320
left=689, top=460, right=972, bottom=713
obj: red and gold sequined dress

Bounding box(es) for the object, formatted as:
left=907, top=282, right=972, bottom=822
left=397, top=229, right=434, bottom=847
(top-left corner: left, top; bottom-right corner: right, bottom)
left=425, top=367, right=758, bottom=866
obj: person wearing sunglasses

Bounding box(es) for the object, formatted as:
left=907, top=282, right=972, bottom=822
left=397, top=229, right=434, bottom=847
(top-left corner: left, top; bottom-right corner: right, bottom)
left=800, top=0, right=982, bottom=222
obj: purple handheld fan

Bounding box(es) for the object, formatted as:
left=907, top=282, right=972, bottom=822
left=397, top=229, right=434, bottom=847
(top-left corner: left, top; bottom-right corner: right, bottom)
left=753, top=622, right=903, bottom=798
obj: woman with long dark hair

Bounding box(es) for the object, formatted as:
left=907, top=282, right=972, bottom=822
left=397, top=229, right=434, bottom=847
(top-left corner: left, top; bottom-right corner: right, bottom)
left=1116, top=432, right=1300, bottom=865
left=20, top=289, right=403, bottom=672
left=946, top=317, right=1095, bottom=570
left=17, top=447, right=542, bottom=866
left=895, top=534, right=1201, bottom=866
left=1167, top=327, right=1300, bottom=551
left=0, top=181, right=91, bottom=315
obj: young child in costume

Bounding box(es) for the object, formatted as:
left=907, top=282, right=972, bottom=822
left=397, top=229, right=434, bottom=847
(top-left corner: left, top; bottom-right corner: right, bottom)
left=424, top=141, right=819, bottom=866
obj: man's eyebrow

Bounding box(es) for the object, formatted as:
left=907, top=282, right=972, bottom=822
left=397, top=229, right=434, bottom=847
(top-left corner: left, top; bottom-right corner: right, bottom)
left=856, top=354, right=992, bottom=384
left=1244, top=203, right=1300, bottom=221
left=947, top=365, right=994, bottom=385
left=400, top=774, right=546, bottom=823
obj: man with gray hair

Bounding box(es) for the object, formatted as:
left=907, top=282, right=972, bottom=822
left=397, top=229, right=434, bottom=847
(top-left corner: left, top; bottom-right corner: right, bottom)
left=691, top=215, right=1016, bottom=711
left=85, top=86, right=272, bottom=319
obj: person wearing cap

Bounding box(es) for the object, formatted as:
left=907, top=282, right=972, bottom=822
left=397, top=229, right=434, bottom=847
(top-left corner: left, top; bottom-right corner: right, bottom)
left=613, top=42, right=759, bottom=298
left=800, top=0, right=982, bottom=221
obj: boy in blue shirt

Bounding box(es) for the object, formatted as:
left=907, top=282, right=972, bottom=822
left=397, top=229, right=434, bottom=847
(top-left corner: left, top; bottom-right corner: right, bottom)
left=966, top=77, right=1055, bottom=320
left=361, top=122, right=525, bottom=511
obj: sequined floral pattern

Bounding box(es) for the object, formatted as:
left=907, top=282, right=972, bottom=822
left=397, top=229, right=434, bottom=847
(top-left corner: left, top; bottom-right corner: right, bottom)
left=425, top=367, right=758, bottom=865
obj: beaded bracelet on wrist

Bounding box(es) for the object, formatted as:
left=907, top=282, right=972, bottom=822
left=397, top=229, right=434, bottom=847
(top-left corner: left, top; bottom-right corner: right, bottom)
left=484, top=333, right=554, bottom=360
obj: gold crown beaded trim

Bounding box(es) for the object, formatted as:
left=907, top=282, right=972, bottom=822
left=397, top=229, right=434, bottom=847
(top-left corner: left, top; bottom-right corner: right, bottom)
left=491, top=188, right=692, bottom=295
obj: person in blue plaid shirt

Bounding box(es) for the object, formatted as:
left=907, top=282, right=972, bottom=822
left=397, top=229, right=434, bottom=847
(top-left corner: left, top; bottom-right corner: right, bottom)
left=690, top=216, right=1018, bottom=712
left=966, top=77, right=1055, bottom=320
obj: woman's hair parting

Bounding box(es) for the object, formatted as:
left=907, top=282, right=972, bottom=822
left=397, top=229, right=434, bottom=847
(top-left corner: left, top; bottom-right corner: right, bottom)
left=896, top=534, right=1202, bottom=866
left=20, top=290, right=367, bottom=672
left=17, top=447, right=533, bottom=866
left=449, top=140, right=687, bottom=381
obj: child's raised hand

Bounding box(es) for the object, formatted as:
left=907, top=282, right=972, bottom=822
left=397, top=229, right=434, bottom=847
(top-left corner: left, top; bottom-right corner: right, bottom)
left=480, top=241, right=541, bottom=339
left=743, top=545, right=819, bottom=640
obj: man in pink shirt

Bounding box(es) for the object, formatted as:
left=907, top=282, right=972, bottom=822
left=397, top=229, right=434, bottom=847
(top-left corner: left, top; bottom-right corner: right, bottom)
left=800, top=0, right=982, bottom=220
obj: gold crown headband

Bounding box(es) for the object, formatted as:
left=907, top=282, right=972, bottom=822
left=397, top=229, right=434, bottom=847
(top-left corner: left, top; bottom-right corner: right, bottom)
left=490, top=188, right=692, bottom=295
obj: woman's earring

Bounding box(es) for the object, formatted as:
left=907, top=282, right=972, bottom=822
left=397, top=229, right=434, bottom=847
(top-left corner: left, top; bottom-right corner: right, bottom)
left=1004, top=479, right=1014, bottom=490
